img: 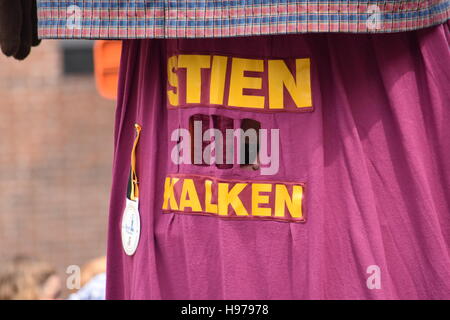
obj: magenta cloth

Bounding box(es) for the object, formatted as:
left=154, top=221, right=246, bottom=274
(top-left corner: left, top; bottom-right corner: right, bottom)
left=106, top=24, right=450, bottom=299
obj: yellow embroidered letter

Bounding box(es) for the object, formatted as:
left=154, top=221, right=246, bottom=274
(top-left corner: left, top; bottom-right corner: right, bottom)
left=210, top=56, right=228, bottom=105
left=228, top=58, right=265, bottom=109
left=167, top=56, right=179, bottom=106
left=252, top=183, right=272, bottom=216
left=162, top=177, right=180, bottom=210
left=218, top=182, right=248, bottom=216
left=268, top=58, right=312, bottom=109
left=205, top=179, right=218, bottom=214
left=274, top=184, right=303, bottom=219
left=178, top=55, right=211, bottom=104
left=179, top=179, right=202, bottom=212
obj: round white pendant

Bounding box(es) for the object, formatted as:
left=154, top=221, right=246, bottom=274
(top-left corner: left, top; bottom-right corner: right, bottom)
left=121, top=199, right=141, bottom=256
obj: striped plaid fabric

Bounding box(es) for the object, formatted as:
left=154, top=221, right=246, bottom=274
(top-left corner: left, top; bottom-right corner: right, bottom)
left=38, top=1, right=450, bottom=39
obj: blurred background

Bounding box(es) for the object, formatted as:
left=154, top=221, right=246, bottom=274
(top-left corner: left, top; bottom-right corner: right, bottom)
left=0, top=40, right=117, bottom=298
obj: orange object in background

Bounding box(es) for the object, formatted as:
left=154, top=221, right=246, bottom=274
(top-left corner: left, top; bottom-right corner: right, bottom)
left=94, top=40, right=122, bottom=100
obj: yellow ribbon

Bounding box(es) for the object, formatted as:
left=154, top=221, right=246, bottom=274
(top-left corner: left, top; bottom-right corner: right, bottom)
left=130, top=123, right=142, bottom=201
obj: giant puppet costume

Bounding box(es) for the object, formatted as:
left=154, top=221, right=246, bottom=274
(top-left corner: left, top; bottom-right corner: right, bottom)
left=35, top=1, right=450, bottom=299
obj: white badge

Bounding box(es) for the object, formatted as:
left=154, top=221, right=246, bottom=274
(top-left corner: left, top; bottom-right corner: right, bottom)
left=121, top=199, right=141, bottom=256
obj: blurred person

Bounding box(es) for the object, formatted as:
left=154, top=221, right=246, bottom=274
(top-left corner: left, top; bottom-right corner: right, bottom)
left=68, top=256, right=106, bottom=300
left=1, top=1, right=449, bottom=300
left=0, top=256, right=62, bottom=300
left=68, top=273, right=106, bottom=301
left=79, top=256, right=106, bottom=288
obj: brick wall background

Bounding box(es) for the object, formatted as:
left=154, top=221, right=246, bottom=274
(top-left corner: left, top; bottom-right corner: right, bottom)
left=0, top=40, right=115, bottom=295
